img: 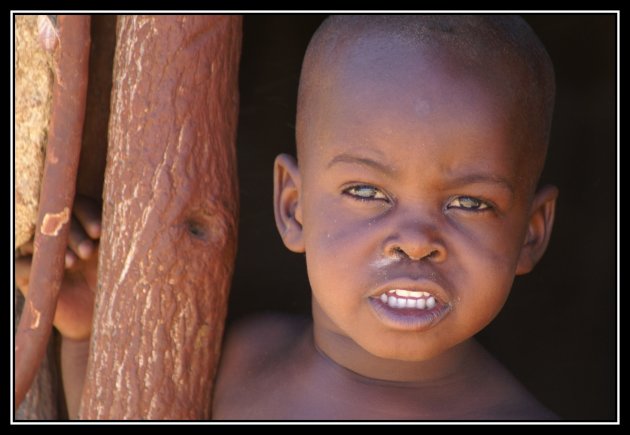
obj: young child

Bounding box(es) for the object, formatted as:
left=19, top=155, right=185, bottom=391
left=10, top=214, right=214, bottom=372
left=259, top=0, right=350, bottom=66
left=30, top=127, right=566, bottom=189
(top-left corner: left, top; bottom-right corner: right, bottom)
left=212, top=15, right=559, bottom=420
left=16, top=14, right=559, bottom=421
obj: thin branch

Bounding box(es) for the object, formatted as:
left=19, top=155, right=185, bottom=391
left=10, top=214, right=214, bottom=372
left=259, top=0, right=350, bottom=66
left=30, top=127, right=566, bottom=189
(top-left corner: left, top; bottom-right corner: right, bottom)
left=15, top=15, right=91, bottom=409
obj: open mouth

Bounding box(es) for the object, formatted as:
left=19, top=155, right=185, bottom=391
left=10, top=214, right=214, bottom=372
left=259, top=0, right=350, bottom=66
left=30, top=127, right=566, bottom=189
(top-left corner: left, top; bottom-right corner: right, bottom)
left=378, top=289, right=438, bottom=310
left=368, top=288, right=451, bottom=331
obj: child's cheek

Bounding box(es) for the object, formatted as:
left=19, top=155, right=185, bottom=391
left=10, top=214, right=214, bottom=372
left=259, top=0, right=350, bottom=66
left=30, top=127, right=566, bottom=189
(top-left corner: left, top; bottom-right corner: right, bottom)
left=447, top=211, right=526, bottom=269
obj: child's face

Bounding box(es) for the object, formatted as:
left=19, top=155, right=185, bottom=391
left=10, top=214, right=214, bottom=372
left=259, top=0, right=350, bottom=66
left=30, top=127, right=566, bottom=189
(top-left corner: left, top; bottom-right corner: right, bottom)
left=277, top=34, right=557, bottom=362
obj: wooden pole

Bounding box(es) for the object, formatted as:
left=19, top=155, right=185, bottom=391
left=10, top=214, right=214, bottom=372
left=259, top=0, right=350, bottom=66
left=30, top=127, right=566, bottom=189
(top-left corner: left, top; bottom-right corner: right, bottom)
left=79, top=15, right=241, bottom=420
left=14, top=292, right=58, bottom=419
left=14, top=15, right=91, bottom=409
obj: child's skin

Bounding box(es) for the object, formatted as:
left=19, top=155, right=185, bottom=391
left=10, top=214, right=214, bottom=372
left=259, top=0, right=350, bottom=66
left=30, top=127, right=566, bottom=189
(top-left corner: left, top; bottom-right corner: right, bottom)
left=16, top=15, right=560, bottom=421
left=213, top=15, right=559, bottom=419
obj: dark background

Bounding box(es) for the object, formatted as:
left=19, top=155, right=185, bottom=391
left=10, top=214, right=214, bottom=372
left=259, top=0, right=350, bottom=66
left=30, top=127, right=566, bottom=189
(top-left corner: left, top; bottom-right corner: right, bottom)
left=227, top=14, right=617, bottom=421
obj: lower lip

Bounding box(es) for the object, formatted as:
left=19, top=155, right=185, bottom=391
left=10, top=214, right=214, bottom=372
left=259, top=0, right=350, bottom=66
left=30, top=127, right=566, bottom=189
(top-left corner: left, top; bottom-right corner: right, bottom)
left=368, top=297, right=451, bottom=332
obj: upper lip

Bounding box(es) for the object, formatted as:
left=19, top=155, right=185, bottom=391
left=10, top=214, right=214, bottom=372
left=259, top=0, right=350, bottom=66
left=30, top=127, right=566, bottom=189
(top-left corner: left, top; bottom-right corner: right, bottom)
left=370, top=278, right=450, bottom=305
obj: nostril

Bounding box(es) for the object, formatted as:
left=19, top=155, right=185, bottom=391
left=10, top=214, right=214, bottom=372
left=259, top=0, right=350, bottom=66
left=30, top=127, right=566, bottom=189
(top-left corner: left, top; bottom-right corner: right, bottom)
left=425, top=250, right=438, bottom=260
left=391, top=246, right=439, bottom=262
left=392, top=246, right=406, bottom=259
left=392, top=246, right=421, bottom=261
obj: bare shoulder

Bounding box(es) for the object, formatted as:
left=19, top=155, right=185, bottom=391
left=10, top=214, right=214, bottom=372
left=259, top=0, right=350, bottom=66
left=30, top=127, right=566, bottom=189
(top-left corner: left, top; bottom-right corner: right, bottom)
left=490, top=390, right=559, bottom=421
left=212, top=313, right=309, bottom=417
left=220, top=312, right=309, bottom=364
left=495, top=384, right=560, bottom=420
left=465, top=342, right=559, bottom=421
left=483, top=361, right=559, bottom=420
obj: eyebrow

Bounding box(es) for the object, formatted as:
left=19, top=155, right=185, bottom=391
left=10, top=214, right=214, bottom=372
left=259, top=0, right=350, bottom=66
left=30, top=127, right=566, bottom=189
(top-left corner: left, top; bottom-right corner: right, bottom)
left=327, top=153, right=395, bottom=176
left=447, top=173, right=515, bottom=195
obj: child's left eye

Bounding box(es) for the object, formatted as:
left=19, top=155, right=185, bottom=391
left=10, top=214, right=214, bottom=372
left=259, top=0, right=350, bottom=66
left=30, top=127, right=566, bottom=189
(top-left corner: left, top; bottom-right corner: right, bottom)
left=343, top=185, right=389, bottom=202
left=447, top=196, right=492, bottom=211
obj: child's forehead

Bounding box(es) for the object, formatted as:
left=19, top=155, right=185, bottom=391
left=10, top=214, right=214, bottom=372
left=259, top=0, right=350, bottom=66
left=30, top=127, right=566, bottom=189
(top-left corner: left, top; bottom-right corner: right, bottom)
left=297, top=15, right=555, bottom=188
left=308, top=32, right=518, bottom=148
left=303, top=17, right=534, bottom=141
left=316, top=20, right=520, bottom=96
left=321, top=34, right=508, bottom=111
left=303, top=47, right=519, bottom=178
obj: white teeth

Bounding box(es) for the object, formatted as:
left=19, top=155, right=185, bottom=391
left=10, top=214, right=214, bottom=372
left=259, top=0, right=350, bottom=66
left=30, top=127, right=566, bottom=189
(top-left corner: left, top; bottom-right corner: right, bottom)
left=388, top=295, right=397, bottom=308
left=391, top=289, right=424, bottom=298
left=377, top=291, right=439, bottom=310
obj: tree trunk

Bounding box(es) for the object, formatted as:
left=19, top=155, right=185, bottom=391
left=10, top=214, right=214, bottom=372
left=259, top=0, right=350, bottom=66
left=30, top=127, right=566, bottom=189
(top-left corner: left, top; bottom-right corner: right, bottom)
left=79, top=15, right=241, bottom=420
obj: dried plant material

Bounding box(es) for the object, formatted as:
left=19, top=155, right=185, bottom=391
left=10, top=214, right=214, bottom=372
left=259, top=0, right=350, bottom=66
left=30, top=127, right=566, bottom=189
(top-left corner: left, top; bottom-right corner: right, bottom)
left=37, top=15, right=59, bottom=52
left=15, top=15, right=53, bottom=249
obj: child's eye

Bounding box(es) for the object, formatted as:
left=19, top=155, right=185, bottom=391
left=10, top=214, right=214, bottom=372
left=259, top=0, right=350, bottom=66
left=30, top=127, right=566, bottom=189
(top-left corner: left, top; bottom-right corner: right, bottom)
left=343, top=185, right=389, bottom=202
left=447, top=196, right=492, bottom=211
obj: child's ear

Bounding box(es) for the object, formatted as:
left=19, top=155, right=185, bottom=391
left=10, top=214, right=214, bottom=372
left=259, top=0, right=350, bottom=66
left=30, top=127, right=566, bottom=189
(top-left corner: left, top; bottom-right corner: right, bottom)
left=516, top=185, right=559, bottom=275
left=273, top=153, right=305, bottom=253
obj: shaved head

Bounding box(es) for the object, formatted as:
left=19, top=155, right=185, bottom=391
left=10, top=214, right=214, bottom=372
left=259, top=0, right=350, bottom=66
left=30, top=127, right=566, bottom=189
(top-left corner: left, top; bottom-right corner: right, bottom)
left=296, top=15, right=555, bottom=191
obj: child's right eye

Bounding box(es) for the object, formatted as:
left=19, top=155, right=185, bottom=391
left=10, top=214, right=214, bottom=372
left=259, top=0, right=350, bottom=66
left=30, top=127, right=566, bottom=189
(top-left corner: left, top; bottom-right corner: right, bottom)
left=342, top=185, right=390, bottom=202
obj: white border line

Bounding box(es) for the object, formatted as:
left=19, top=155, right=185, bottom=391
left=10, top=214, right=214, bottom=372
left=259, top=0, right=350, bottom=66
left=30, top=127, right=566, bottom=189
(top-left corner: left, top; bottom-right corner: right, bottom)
left=10, top=10, right=620, bottom=425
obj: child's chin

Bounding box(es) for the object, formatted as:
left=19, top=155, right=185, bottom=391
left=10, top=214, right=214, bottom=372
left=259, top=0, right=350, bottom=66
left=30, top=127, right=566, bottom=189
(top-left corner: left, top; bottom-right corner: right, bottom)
left=359, top=338, right=447, bottom=362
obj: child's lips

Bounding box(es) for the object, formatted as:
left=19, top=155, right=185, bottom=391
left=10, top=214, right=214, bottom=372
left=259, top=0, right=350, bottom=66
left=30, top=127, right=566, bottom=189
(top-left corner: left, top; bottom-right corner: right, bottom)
left=368, top=280, right=452, bottom=331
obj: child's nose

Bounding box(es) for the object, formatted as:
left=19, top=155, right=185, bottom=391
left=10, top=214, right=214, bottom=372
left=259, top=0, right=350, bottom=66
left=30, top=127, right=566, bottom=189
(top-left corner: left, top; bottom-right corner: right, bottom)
left=382, top=218, right=447, bottom=263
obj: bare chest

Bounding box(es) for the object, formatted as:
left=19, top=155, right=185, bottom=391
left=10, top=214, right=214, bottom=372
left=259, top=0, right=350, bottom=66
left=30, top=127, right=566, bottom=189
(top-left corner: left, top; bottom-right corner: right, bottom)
left=213, top=361, right=531, bottom=420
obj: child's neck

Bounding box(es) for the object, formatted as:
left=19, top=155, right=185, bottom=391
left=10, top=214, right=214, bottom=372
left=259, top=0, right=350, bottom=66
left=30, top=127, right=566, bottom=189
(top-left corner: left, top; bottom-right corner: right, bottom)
left=312, top=323, right=484, bottom=386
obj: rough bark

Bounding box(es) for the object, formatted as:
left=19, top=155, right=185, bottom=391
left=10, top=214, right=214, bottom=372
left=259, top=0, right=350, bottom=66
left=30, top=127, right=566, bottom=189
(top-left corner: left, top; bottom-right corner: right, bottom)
left=79, top=15, right=241, bottom=420
left=14, top=15, right=91, bottom=409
